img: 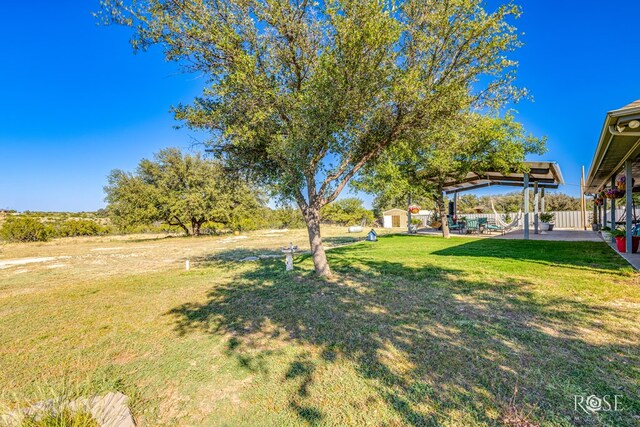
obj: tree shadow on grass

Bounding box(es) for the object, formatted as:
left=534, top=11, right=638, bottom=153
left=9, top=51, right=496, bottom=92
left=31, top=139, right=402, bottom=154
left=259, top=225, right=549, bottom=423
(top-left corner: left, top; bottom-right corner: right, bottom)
left=167, top=244, right=640, bottom=426
left=428, top=236, right=632, bottom=274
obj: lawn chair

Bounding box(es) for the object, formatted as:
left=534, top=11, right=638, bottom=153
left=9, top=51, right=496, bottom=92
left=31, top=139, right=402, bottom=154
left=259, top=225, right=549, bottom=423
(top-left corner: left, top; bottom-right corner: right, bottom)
left=478, top=217, right=488, bottom=233
left=485, top=218, right=505, bottom=235
left=447, top=217, right=464, bottom=234
left=465, top=218, right=480, bottom=234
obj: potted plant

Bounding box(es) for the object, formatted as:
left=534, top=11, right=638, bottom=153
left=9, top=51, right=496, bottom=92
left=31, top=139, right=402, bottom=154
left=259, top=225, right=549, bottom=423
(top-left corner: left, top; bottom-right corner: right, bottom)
left=611, top=228, right=640, bottom=253
left=591, top=220, right=600, bottom=231
left=539, top=212, right=554, bottom=231
left=601, top=226, right=611, bottom=241
left=409, top=218, right=422, bottom=233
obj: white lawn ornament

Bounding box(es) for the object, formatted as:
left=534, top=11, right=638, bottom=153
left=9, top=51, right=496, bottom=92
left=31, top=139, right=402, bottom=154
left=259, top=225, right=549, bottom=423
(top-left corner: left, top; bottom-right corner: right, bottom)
left=185, top=259, right=190, bottom=271
left=282, top=243, right=299, bottom=271
left=367, top=229, right=377, bottom=242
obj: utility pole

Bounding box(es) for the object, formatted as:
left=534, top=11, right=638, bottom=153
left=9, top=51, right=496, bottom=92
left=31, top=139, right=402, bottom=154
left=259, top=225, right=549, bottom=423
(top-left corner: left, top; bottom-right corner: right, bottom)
left=580, top=166, right=586, bottom=230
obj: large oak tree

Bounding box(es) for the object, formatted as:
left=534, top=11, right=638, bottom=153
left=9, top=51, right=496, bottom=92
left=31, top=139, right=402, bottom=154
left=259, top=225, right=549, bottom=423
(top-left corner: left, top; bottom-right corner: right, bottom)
left=100, top=0, right=526, bottom=275
left=105, top=148, right=262, bottom=235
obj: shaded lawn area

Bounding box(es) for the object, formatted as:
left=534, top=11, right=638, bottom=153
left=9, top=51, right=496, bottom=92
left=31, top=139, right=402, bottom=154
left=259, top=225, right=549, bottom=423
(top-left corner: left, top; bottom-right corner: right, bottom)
left=1, top=235, right=639, bottom=426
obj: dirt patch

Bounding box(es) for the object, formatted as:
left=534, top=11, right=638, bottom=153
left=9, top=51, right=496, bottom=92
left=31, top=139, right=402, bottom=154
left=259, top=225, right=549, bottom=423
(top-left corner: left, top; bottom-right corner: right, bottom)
left=0, top=256, right=71, bottom=269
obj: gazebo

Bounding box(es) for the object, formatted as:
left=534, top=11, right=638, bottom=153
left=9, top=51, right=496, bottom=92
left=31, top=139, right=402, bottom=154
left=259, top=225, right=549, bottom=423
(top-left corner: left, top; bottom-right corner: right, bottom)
left=442, top=161, right=564, bottom=239
left=585, top=100, right=640, bottom=253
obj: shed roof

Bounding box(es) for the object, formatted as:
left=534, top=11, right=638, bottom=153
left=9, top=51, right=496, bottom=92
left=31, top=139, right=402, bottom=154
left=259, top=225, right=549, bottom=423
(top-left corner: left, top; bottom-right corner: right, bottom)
left=442, top=161, right=564, bottom=194
left=585, top=100, right=640, bottom=193
left=382, top=208, right=407, bottom=215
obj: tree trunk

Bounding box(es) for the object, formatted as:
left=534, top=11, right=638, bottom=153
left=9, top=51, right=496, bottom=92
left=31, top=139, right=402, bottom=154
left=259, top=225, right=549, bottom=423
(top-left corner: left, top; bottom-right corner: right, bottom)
left=173, top=222, right=190, bottom=236
left=169, top=216, right=190, bottom=236
left=193, top=221, right=201, bottom=237
left=304, top=207, right=332, bottom=277
left=436, top=192, right=450, bottom=239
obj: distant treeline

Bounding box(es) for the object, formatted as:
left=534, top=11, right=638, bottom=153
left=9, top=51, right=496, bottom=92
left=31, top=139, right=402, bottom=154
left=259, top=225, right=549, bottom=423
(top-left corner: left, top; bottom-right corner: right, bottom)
left=0, top=197, right=374, bottom=243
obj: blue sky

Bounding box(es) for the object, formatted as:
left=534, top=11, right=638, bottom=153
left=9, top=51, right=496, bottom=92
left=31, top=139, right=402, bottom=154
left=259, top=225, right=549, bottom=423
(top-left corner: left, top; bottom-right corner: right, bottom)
left=1, top=1, right=639, bottom=211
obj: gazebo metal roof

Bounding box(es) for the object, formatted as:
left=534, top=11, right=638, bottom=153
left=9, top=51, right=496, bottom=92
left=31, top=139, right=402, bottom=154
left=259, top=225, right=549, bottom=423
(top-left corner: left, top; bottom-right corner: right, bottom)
left=585, top=100, right=640, bottom=193
left=442, top=161, right=564, bottom=194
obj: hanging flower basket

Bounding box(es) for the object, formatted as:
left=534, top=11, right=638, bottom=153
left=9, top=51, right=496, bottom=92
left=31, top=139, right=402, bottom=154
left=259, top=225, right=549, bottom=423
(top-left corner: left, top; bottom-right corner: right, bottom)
left=605, top=188, right=625, bottom=199
left=616, top=176, right=635, bottom=191
left=408, top=205, right=421, bottom=214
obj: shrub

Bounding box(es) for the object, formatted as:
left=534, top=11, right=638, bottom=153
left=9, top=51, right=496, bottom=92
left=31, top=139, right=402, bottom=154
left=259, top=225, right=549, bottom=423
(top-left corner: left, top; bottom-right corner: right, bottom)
left=58, top=219, right=110, bottom=237
left=270, top=207, right=306, bottom=229
left=0, top=217, right=52, bottom=242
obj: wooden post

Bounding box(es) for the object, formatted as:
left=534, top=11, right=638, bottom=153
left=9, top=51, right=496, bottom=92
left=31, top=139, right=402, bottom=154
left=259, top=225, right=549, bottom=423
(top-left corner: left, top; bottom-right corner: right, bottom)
left=533, top=181, right=539, bottom=234
left=524, top=173, right=530, bottom=240
left=626, top=160, right=633, bottom=253
left=580, top=166, right=586, bottom=230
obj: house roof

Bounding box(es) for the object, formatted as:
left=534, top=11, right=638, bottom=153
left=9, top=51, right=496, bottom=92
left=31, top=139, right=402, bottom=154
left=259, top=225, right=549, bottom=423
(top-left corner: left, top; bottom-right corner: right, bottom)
left=585, top=100, right=640, bottom=193
left=442, top=161, right=564, bottom=194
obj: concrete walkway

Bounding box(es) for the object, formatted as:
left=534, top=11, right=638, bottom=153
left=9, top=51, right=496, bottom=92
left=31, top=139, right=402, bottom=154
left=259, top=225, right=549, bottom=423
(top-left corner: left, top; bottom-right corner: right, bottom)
left=603, top=238, right=640, bottom=270
left=493, top=228, right=602, bottom=242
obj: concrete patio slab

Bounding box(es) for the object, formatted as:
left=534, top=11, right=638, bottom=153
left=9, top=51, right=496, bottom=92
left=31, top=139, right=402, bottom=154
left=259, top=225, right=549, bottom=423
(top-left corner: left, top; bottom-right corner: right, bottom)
left=416, top=228, right=602, bottom=242
left=493, top=229, right=602, bottom=242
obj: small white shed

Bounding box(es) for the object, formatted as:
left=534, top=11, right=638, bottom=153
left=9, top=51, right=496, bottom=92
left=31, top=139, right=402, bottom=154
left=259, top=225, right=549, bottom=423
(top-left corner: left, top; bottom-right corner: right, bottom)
left=382, top=208, right=433, bottom=228
left=382, top=208, right=407, bottom=228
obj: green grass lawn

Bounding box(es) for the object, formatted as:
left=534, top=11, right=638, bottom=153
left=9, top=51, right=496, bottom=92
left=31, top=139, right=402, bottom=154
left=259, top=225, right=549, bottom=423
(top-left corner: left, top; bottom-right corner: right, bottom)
left=1, top=234, right=639, bottom=426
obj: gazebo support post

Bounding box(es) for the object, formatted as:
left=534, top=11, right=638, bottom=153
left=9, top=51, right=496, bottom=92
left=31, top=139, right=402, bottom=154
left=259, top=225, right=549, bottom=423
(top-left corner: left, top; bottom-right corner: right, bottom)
left=407, top=193, right=412, bottom=234
left=611, top=177, right=616, bottom=242
left=603, top=197, right=608, bottom=230
left=533, top=181, right=539, bottom=234
left=453, top=192, right=458, bottom=218
left=626, top=160, right=633, bottom=253
left=524, top=173, right=530, bottom=240
left=540, top=188, right=545, bottom=213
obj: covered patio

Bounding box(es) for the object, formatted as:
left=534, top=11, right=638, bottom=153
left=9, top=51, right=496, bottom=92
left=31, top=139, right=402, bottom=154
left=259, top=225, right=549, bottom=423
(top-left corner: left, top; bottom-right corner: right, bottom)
left=586, top=100, right=640, bottom=255
left=442, top=161, right=564, bottom=239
